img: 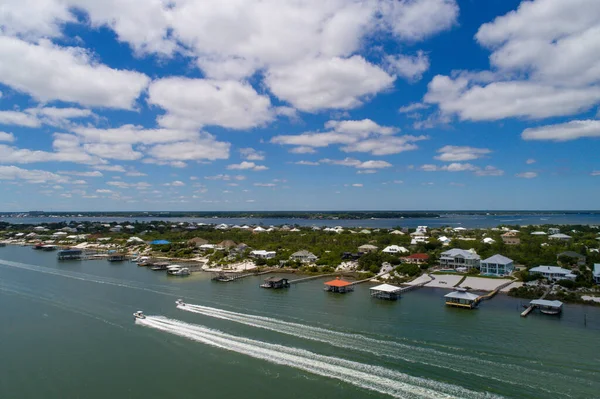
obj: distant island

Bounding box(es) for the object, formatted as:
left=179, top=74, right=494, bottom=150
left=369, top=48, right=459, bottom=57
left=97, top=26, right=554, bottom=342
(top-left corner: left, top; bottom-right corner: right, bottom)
left=2, top=210, right=600, bottom=220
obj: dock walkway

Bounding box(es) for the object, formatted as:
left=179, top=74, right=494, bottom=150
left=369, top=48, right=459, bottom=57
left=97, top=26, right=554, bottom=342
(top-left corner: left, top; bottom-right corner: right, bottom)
left=521, top=285, right=553, bottom=317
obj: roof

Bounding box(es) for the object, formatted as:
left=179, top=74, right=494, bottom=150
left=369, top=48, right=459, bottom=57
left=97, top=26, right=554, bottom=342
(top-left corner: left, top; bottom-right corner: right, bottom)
left=529, top=265, right=572, bottom=274
left=369, top=283, right=401, bottom=293
left=265, top=277, right=287, bottom=283
left=549, top=233, right=572, bottom=239
left=150, top=239, right=171, bottom=245
left=530, top=299, right=563, bottom=308
left=531, top=231, right=547, bottom=235
left=382, top=245, right=408, bottom=253
left=291, top=250, right=316, bottom=257
left=593, top=264, right=600, bottom=277
left=444, top=291, right=479, bottom=301
left=324, top=279, right=352, bottom=287
left=405, top=253, right=429, bottom=259
left=482, top=254, right=513, bottom=265
left=358, top=244, right=378, bottom=250
left=440, top=248, right=480, bottom=260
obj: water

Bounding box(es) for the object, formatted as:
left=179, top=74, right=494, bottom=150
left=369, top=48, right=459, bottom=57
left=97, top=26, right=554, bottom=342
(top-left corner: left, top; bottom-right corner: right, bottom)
left=1, top=245, right=599, bottom=398
left=3, top=212, right=600, bottom=228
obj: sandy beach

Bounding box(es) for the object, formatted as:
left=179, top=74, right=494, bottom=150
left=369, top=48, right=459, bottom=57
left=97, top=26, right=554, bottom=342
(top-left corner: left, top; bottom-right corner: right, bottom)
left=425, top=274, right=463, bottom=288
left=460, top=277, right=513, bottom=291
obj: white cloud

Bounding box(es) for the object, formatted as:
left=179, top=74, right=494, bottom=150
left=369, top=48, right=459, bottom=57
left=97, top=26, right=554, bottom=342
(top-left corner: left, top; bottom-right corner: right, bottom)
left=380, top=0, right=459, bottom=41
left=0, top=36, right=149, bottom=109
left=0, top=110, right=41, bottom=127
left=475, top=166, right=504, bottom=176
left=320, top=158, right=392, bottom=169
left=204, top=174, right=246, bottom=181
left=357, top=169, right=377, bottom=174
left=289, top=146, right=317, bottom=154
left=227, top=161, right=268, bottom=171
left=526, top=159, right=536, bottom=164
left=148, top=78, right=273, bottom=130
left=516, top=172, right=538, bottom=179
left=398, top=102, right=429, bottom=113
left=0, top=132, right=15, bottom=142
left=94, top=164, right=126, bottom=172
left=295, top=161, right=320, bottom=166
left=385, top=51, right=430, bottom=81
left=434, top=145, right=492, bottom=162
left=239, top=148, right=265, bottom=161
left=272, top=119, right=423, bottom=155
left=0, top=135, right=101, bottom=165
left=146, top=136, right=230, bottom=162
left=265, top=56, right=395, bottom=112
left=83, top=143, right=142, bottom=160
left=96, top=189, right=114, bottom=194
left=169, top=180, right=185, bottom=187
left=522, top=120, right=600, bottom=141
left=0, top=165, right=67, bottom=184
left=351, top=183, right=363, bottom=187
left=72, top=125, right=199, bottom=145
left=58, top=170, right=103, bottom=177
left=591, top=171, right=600, bottom=176
left=253, top=183, right=276, bottom=187
left=421, top=163, right=503, bottom=175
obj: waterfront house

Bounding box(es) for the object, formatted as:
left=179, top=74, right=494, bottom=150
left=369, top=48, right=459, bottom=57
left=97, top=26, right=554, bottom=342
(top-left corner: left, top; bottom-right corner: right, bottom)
left=401, top=253, right=429, bottom=264
left=410, top=236, right=429, bottom=245
left=324, top=278, right=354, bottom=293
left=548, top=228, right=561, bottom=235
left=529, top=266, right=576, bottom=281
left=358, top=244, right=378, bottom=253
left=439, top=248, right=481, bottom=270
left=557, top=251, right=586, bottom=267
left=593, top=264, right=600, bottom=284
left=444, top=288, right=479, bottom=309
left=250, top=250, right=276, bottom=259
left=291, top=250, right=318, bottom=263
left=501, top=231, right=520, bottom=245
left=260, top=277, right=290, bottom=289
left=382, top=245, right=409, bottom=254
left=549, top=233, right=572, bottom=241
left=480, top=254, right=514, bottom=276
left=438, top=236, right=451, bottom=245
left=370, top=283, right=402, bottom=300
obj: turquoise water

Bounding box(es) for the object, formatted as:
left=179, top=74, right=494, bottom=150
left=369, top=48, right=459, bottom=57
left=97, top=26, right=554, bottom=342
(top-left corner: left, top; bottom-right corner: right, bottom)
left=0, top=245, right=599, bottom=398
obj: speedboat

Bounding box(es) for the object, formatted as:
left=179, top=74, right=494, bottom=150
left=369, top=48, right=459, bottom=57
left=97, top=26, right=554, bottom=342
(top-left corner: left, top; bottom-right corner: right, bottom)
left=176, top=299, right=185, bottom=306
left=133, top=311, right=145, bottom=319
left=168, top=267, right=190, bottom=276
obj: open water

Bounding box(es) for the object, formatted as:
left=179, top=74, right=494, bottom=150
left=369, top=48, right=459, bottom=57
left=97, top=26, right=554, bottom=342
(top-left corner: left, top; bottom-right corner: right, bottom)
left=1, top=245, right=599, bottom=398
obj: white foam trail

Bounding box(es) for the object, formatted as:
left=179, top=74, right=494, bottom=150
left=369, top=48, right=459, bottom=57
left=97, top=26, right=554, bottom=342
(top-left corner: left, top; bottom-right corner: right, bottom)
left=138, top=316, right=500, bottom=399
left=176, top=303, right=576, bottom=392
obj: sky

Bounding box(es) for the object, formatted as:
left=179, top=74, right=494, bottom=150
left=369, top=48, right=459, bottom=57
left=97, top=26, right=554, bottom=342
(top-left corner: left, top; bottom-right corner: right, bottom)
left=0, top=0, right=599, bottom=212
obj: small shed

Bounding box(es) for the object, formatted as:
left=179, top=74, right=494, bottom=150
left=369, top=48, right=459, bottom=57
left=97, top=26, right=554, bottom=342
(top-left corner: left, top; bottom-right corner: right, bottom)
left=324, top=278, right=354, bottom=293
left=370, top=283, right=402, bottom=300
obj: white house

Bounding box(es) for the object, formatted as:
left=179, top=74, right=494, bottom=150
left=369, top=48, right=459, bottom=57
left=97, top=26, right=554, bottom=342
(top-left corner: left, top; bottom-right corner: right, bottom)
left=440, top=248, right=481, bottom=270
left=482, top=237, right=496, bottom=244
left=290, top=250, right=318, bottom=263
left=480, top=254, right=514, bottom=276
left=529, top=266, right=576, bottom=281
left=438, top=236, right=451, bottom=245
left=549, top=233, right=572, bottom=241
left=359, top=229, right=372, bottom=234
left=593, top=264, right=600, bottom=284
left=389, top=230, right=404, bottom=235
left=531, top=231, right=547, bottom=236
left=250, top=250, right=276, bottom=259
left=382, top=245, right=409, bottom=254
left=199, top=244, right=217, bottom=251
left=548, top=228, right=561, bottom=235
left=253, top=226, right=267, bottom=233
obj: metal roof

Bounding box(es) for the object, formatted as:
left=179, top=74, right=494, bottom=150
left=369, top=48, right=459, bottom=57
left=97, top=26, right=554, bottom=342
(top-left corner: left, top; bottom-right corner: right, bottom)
left=529, top=266, right=572, bottom=274
left=530, top=299, right=563, bottom=308
left=369, top=284, right=402, bottom=293
left=441, top=248, right=480, bottom=260
left=444, top=291, right=480, bottom=301
left=482, top=254, right=513, bottom=265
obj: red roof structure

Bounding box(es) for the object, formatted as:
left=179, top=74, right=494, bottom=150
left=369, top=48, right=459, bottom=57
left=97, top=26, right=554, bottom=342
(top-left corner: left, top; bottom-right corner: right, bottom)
left=324, top=278, right=352, bottom=287
left=406, top=253, right=429, bottom=260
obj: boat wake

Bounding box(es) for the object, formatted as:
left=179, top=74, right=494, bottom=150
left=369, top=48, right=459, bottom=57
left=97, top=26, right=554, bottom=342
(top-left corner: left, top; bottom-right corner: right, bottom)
left=176, top=302, right=575, bottom=393
left=137, top=315, right=499, bottom=399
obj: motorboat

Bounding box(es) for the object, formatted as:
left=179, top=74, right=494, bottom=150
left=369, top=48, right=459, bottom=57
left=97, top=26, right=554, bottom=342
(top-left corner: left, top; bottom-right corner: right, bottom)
left=168, top=267, right=190, bottom=276
left=133, top=311, right=145, bottom=319
left=176, top=299, right=185, bottom=306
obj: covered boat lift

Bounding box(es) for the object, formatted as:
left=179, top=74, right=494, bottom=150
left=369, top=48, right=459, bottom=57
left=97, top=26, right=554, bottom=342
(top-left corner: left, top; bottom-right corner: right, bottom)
left=370, top=283, right=402, bottom=300
left=444, top=287, right=479, bottom=309
left=324, top=278, right=354, bottom=293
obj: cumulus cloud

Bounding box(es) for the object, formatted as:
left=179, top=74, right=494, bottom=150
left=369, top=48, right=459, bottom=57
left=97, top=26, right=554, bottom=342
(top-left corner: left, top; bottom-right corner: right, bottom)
left=0, top=110, right=41, bottom=127
left=526, top=159, right=536, bottom=164
left=398, top=102, right=429, bottom=113
left=148, top=78, right=273, bottom=130
left=320, top=158, right=392, bottom=169
left=295, top=161, right=320, bottom=166
left=521, top=120, right=600, bottom=141
left=265, top=56, right=395, bottom=112
left=239, top=148, right=265, bottom=161
left=204, top=174, right=246, bottom=181
left=385, top=51, right=430, bottom=81
left=0, top=37, right=149, bottom=109
left=0, top=165, right=68, bottom=183
left=227, top=161, right=268, bottom=171
left=253, top=183, right=276, bottom=187
left=0, top=132, right=15, bottom=142
left=434, top=145, right=492, bottom=161
left=421, top=163, right=504, bottom=175
left=351, top=183, right=363, bottom=187
left=289, top=146, right=317, bottom=154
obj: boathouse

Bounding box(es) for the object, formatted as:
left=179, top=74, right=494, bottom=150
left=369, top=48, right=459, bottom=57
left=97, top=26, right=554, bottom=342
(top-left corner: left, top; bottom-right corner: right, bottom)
left=108, top=253, right=127, bottom=262
left=370, top=284, right=402, bottom=300
left=444, top=288, right=479, bottom=309
left=324, top=278, right=354, bottom=293
left=57, top=249, right=83, bottom=260
left=529, top=299, right=563, bottom=315
left=260, top=277, right=290, bottom=289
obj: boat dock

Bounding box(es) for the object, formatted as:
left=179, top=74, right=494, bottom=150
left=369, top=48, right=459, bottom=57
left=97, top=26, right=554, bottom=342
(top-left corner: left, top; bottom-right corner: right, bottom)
left=521, top=285, right=556, bottom=317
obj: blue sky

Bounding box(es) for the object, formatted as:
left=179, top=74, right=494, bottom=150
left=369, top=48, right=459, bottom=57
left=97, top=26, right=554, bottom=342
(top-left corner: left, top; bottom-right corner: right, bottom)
left=0, top=0, right=599, bottom=211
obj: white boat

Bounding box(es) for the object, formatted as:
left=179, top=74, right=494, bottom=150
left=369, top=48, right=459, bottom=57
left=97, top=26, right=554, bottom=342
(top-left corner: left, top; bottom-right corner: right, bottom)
left=133, top=311, right=145, bottom=319
left=168, top=267, right=190, bottom=276
left=176, top=299, right=185, bottom=306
